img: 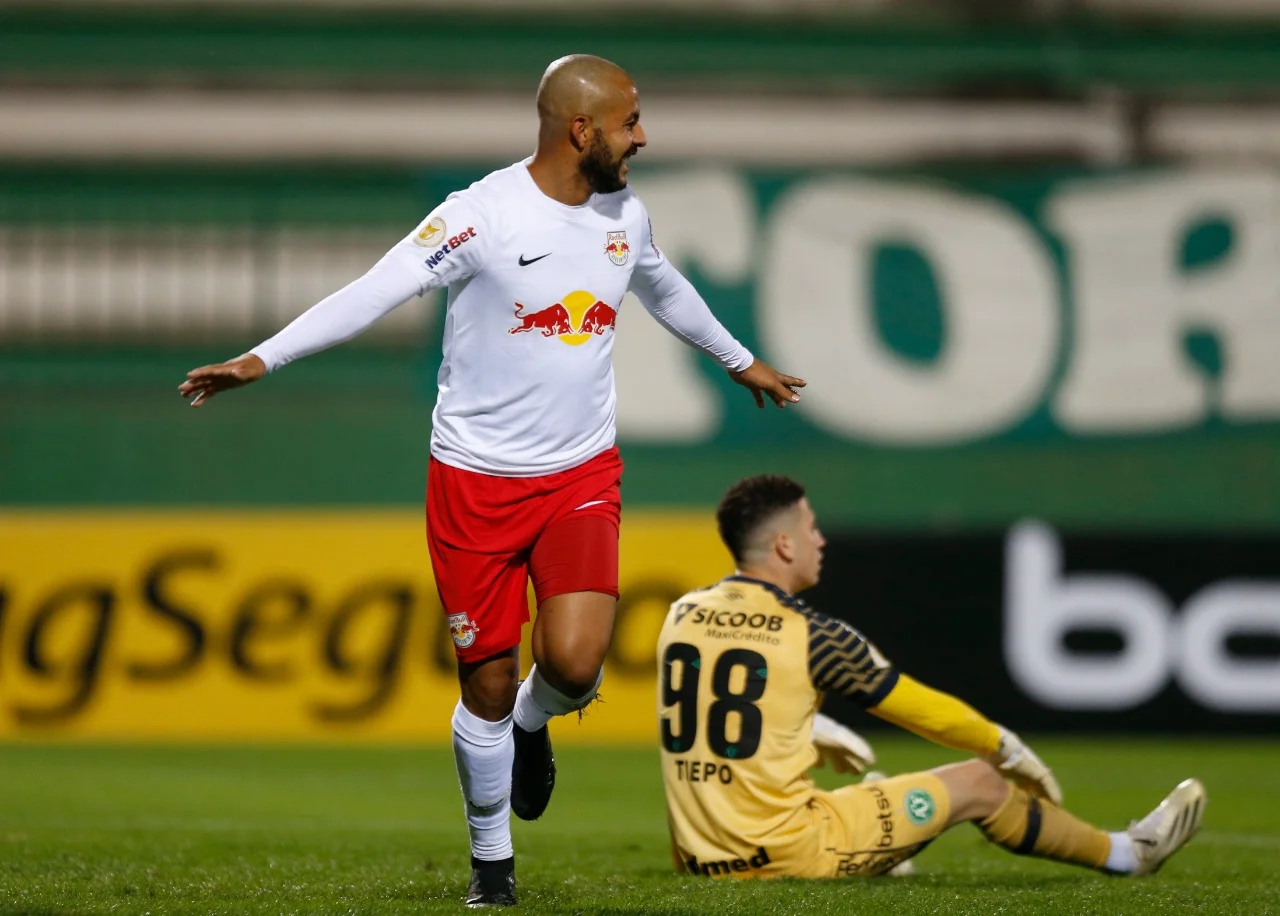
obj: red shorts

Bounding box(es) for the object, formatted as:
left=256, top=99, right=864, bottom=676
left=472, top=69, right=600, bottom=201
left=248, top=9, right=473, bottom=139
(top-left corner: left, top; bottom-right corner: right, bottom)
left=426, top=447, right=623, bottom=662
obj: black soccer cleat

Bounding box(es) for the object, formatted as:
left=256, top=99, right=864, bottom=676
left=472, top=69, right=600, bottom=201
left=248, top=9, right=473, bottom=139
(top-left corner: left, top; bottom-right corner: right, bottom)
left=465, top=855, right=516, bottom=908
left=510, top=723, right=556, bottom=821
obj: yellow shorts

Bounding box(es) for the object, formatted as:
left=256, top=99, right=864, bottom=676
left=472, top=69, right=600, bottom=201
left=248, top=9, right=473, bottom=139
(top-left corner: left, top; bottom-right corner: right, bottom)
left=808, top=772, right=952, bottom=878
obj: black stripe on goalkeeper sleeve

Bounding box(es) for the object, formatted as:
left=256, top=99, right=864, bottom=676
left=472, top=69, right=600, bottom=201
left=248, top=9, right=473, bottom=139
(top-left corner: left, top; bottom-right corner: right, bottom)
left=805, top=610, right=899, bottom=708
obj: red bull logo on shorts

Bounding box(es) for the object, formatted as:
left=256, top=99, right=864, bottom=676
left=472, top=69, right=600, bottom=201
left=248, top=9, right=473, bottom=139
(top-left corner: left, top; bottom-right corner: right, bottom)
left=605, top=230, right=630, bottom=266
left=509, top=289, right=618, bottom=346
left=447, top=612, right=479, bottom=649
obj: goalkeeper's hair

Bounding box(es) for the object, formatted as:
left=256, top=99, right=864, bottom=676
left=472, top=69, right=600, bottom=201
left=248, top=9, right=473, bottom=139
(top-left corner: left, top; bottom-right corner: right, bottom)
left=716, top=475, right=807, bottom=563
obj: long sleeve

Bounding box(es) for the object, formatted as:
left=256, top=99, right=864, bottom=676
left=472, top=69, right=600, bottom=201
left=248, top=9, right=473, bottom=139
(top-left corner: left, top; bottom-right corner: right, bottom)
left=250, top=253, right=424, bottom=372
left=803, top=605, right=1000, bottom=756
left=627, top=212, right=754, bottom=372
left=805, top=609, right=900, bottom=708
left=250, top=188, right=490, bottom=372
left=868, top=673, right=1002, bottom=757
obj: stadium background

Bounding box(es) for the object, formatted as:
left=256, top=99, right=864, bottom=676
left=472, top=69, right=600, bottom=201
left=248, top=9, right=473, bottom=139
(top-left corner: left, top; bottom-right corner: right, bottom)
left=2, top=0, right=1279, bottom=747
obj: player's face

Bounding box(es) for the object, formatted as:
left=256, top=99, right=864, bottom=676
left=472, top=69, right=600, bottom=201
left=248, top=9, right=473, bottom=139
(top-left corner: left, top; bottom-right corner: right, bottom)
left=580, top=84, right=646, bottom=193
left=792, top=498, right=826, bottom=591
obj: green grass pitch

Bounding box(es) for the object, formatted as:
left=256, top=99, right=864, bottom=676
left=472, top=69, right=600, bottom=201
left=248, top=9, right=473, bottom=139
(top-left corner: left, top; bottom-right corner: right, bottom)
left=2, top=736, right=1278, bottom=914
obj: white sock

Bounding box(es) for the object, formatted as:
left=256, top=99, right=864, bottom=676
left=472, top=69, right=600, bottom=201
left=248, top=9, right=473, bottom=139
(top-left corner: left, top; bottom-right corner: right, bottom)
left=1105, top=832, right=1138, bottom=874
left=512, top=663, right=603, bottom=732
left=451, top=700, right=514, bottom=862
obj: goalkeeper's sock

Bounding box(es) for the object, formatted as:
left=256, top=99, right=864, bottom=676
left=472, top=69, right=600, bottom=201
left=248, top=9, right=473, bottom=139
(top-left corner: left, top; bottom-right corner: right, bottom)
left=513, top=664, right=602, bottom=731
left=1104, top=832, right=1139, bottom=873
left=978, top=786, right=1111, bottom=870
left=452, top=700, right=514, bottom=861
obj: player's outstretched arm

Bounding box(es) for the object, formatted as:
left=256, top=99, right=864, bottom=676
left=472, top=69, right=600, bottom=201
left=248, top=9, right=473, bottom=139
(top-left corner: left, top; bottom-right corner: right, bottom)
left=868, top=674, right=1063, bottom=804
left=728, top=358, right=806, bottom=409
left=179, top=353, right=266, bottom=407
left=804, top=610, right=1061, bottom=802
left=630, top=266, right=806, bottom=409
left=175, top=247, right=426, bottom=408
left=628, top=211, right=805, bottom=408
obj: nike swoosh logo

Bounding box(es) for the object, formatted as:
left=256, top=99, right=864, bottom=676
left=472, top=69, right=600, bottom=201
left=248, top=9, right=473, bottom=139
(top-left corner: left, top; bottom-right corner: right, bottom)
left=518, top=253, right=551, bottom=266
left=574, top=500, right=607, bottom=511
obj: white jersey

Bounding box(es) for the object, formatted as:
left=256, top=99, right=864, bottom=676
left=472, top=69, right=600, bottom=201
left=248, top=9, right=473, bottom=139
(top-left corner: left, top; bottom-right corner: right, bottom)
left=252, top=158, right=752, bottom=477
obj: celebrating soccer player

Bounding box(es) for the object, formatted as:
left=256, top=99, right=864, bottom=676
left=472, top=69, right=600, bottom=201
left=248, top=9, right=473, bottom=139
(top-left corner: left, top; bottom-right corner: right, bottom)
left=179, top=56, right=803, bottom=907
left=657, top=475, right=1205, bottom=881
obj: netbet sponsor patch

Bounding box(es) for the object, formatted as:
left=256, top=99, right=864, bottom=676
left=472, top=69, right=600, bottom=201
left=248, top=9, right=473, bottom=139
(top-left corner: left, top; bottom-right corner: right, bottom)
left=425, top=226, right=478, bottom=269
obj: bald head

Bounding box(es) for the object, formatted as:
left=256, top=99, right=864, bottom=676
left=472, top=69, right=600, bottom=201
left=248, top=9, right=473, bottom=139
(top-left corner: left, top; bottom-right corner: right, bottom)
left=530, top=54, right=645, bottom=196
left=536, top=54, right=634, bottom=127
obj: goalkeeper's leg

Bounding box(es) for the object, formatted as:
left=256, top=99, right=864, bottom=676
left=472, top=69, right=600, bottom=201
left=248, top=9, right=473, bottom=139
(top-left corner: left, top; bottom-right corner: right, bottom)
left=936, top=761, right=1204, bottom=875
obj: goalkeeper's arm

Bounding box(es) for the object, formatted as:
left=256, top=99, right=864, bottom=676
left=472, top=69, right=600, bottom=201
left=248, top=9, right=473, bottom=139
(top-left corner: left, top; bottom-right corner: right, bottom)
left=867, top=675, right=1062, bottom=804
left=865, top=674, right=1000, bottom=756
left=802, top=606, right=1061, bottom=803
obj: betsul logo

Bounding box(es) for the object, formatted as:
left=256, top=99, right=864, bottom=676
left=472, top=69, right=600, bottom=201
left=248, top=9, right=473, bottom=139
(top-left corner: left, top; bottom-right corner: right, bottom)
left=509, top=290, right=617, bottom=346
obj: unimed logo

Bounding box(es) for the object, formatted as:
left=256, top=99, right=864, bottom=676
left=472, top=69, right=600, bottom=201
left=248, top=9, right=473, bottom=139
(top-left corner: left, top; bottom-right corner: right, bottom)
left=682, top=846, right=771, bottom=877
left=1004, top=522, right=1280, bottom=712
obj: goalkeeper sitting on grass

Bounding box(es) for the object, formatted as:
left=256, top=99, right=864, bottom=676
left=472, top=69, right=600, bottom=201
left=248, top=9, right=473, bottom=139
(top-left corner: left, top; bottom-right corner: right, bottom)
left=656, top=474, right=1205, bottom=880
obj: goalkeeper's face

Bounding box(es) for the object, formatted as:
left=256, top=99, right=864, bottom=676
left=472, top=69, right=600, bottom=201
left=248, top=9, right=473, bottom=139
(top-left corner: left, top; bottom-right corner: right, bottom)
left=790, top=497, right=826, bottom=591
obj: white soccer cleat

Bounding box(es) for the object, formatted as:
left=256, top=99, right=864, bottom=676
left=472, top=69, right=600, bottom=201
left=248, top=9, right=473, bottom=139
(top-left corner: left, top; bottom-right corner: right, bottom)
left=1128, top=778, right=1207, bottom=876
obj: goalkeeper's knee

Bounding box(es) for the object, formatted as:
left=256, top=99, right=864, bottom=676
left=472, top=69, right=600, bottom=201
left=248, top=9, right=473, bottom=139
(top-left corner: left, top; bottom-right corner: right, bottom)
left=936, top=759, right=1012, bottom=824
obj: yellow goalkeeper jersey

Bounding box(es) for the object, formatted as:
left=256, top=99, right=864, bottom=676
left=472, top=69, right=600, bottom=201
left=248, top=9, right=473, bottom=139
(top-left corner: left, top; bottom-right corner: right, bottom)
left=656, top=575, right=899, bottom=878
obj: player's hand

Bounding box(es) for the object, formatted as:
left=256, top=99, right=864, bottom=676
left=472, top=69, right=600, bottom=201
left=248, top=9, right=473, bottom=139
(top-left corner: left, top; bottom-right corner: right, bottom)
left=727, top=358, right=806, bottom=409
left=986, top=725, right=1063, bottom=805
left=178, top=353, right=267, bottom=407
left=811, top=713, right=876, bottom=775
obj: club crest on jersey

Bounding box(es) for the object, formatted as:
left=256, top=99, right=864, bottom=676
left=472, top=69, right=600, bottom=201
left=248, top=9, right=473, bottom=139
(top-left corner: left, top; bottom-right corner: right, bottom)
left=605, top=230, right=630, bottom=266
left=508, top=290, right=618, bottom=346
left=904, top=789, right=936, bottom=825
left=413, top=217, right=446, bottom=248
left=447, top=612, right=479, bottom=649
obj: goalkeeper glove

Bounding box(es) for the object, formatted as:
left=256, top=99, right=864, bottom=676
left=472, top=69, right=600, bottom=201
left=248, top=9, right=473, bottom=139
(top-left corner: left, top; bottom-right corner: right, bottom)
left=811, top=713, right=876, bottom=775
left=986, top=725, right=1063, bottom=805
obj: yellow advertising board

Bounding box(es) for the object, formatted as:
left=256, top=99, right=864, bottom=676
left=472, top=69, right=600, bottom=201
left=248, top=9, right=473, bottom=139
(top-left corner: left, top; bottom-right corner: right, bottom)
left=0, top=510, right=732, bottom=743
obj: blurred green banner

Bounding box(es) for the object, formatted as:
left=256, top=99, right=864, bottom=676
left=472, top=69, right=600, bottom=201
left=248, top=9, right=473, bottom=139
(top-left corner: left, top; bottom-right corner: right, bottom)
left=2, top=163, right=1277, bottom=527
left=5, top=6, right=1280, bottom=94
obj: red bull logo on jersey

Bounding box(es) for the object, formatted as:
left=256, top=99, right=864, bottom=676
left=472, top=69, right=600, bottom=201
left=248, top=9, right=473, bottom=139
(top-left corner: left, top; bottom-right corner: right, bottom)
left=605, top=230, right=630, bottom=266
left=509, top=289, right=618, bottom=346
left=446, top=612, right=479, bottom=649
